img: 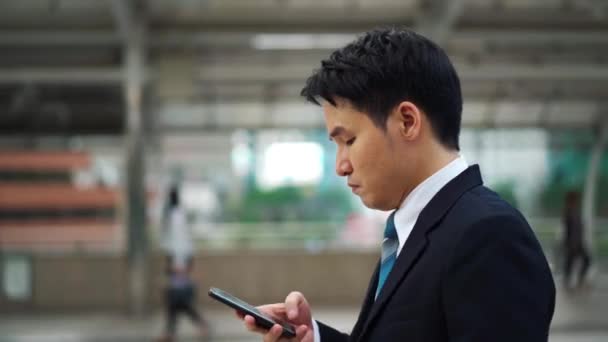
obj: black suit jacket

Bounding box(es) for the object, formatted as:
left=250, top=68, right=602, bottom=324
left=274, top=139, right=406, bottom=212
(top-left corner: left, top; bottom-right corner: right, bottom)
left=318, top=165, right=555, bottom=341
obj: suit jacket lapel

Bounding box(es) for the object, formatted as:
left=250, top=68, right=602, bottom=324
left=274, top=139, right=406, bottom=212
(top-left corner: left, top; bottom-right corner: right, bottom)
left=356, top=165, right=483, bottom=341
left=350, top=262, right=380, bottom=339
left=356, top=229, right=428, bottom=341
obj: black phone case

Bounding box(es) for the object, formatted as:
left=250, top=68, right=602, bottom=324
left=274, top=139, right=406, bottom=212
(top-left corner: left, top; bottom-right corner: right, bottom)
left=208, top=287, right=296, bottom=338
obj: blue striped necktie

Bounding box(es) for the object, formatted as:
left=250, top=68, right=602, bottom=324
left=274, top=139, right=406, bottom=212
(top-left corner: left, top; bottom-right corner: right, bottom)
left=376, top=211, right=398, bottom=299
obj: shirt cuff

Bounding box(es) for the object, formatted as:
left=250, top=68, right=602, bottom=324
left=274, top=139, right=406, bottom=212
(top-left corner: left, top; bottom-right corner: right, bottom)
left=312, top=318, right=321, bottom=342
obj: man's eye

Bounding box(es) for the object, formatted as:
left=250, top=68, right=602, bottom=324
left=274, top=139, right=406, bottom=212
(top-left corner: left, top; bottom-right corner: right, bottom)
left=346, top=137, right=356, bottom=146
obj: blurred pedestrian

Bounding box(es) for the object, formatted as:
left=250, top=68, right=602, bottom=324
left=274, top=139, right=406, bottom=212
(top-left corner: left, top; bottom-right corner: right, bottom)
left=158, top=185, right=209, bottom=342
left=563, top=190, right=592, bottom=291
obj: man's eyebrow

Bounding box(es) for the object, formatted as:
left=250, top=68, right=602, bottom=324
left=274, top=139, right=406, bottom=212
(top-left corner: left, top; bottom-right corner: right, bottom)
left=329, top=126, right=346, bottom=140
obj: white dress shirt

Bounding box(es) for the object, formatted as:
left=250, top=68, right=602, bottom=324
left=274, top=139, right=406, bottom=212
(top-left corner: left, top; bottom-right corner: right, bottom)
left=393, top=155, right=468, bottom=257
left=312, top=155, right=469, bottom=341
left=162, top=207, right=194, bottom=269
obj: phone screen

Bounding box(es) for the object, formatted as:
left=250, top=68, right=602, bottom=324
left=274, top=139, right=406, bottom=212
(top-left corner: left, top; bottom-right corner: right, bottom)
left=208, top=287, right=296, bottom=338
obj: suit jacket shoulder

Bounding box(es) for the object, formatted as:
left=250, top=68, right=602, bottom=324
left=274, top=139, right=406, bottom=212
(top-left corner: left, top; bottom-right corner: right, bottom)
left=349, top=166, right=555, bottom=342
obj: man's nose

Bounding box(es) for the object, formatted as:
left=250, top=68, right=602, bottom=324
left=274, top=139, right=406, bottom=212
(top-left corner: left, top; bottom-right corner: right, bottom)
left=336, top=156, right=353, bottom=177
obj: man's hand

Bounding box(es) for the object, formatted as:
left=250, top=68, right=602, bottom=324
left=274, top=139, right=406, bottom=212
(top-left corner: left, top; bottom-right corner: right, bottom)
left=237, top=291, right=315, bottom=342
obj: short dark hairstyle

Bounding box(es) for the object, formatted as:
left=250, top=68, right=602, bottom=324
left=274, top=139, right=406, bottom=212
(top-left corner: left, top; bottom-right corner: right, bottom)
left=169, top=185, right=180, bottom=208
left=565, top=190, right=581, bottom=207
left=301, top=27, right=462, bottom=150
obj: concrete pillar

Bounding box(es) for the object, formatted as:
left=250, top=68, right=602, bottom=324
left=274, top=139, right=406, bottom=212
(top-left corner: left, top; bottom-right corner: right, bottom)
left=582, top=117, right=608, bottom=255
left=115, top=0, right=149, bottom=315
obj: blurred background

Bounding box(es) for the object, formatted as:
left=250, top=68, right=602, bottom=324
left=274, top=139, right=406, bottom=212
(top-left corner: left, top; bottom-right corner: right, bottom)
left=0, top=0, right=607, bottom=341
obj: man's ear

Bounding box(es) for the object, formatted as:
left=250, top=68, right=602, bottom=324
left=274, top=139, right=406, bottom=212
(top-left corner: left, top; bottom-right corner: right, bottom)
left=395, top=101, right=422, bottom=141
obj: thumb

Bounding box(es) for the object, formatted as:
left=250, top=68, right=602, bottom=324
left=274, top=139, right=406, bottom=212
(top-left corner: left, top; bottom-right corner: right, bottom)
left=285, top=291, right=305, bottom=321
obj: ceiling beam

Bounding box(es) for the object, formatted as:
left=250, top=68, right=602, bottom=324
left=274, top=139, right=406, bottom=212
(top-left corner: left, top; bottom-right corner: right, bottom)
left=459, top=65, right=608, bottom=82
left=0, top=30, right=607, bottom=49
left=0, top=31, right=119, bottom=46
left=2, top=63, right=604, bottom=85
left=0, top=68, right=123, bottom=84
left=460, top=7, right=608, bottom=29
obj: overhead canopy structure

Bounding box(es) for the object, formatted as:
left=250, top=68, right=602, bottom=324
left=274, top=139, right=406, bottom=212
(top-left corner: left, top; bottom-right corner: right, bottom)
left=0, top=0, right=606, bottom=132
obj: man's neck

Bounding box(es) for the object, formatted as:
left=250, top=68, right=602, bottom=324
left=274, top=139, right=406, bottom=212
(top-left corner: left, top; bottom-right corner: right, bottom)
left=393, top=147, right=460, bottom=210
left=415, top=147, right=460, bottom=188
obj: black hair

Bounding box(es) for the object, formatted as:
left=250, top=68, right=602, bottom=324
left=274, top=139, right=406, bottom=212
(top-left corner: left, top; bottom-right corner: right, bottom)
left=301, top=27, right=462, bottom=150
left=168, top=185, right=179, bottom=208
left=565, top=190, right=581, bottom=208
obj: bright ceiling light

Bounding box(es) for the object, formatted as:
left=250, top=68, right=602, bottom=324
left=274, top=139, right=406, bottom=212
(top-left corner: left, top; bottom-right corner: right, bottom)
left=251, top=33, right=356, bottom=50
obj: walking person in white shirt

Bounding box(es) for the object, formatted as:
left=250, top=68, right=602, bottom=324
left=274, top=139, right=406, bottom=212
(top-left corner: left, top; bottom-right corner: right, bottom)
left=158, top=185, right=209, bottom=342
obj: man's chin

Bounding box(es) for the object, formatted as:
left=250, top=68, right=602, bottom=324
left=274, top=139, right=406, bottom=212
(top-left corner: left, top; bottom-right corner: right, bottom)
left=360, top=196, right=381, bottom=210
left=361, top=196, right=396, bottom=211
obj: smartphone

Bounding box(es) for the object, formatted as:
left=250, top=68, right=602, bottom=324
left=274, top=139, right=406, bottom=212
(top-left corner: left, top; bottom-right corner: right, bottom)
left=208, top=287, right=296, bottom=338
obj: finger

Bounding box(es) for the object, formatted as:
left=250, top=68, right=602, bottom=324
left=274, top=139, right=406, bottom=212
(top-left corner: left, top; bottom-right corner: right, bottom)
left=302, top=328, right=314, bottom=341
left=243, top=315, right=268, bottom=334
left=284, top=291, right=305, bottom=320
left=296, top=324, right=309, bottom=340
left=263, top=324, right=284, bottom=342
left=235, top=310, right=245, bottom=320
left=258, top=303, right=288, bottom=322
left=258, top=303, right=286, bottom=316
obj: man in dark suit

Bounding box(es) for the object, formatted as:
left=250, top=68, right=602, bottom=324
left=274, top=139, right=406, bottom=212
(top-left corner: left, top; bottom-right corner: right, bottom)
left=241, top=27, right=555, bottom=342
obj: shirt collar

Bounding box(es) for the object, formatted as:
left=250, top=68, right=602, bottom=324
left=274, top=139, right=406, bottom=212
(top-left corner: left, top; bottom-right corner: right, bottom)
left=393, top=155, right=469, bottom=253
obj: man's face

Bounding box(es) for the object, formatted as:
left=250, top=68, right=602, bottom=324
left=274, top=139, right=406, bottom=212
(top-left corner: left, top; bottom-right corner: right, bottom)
left=323, top=99, right=409, bottom=211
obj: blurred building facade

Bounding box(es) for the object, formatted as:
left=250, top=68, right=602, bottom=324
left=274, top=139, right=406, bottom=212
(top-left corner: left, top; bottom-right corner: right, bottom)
left=0, top=0, right=607, bottom=312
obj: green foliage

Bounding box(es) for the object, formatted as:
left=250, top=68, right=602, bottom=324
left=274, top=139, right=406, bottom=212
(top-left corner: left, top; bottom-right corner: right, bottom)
left=226, top=185, right=354, bottom=223
left=539, top=148, right=588, bottom=215
left=491, top=180, right=519, bottom=209
left=538, top=144, right=608, bottom=216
